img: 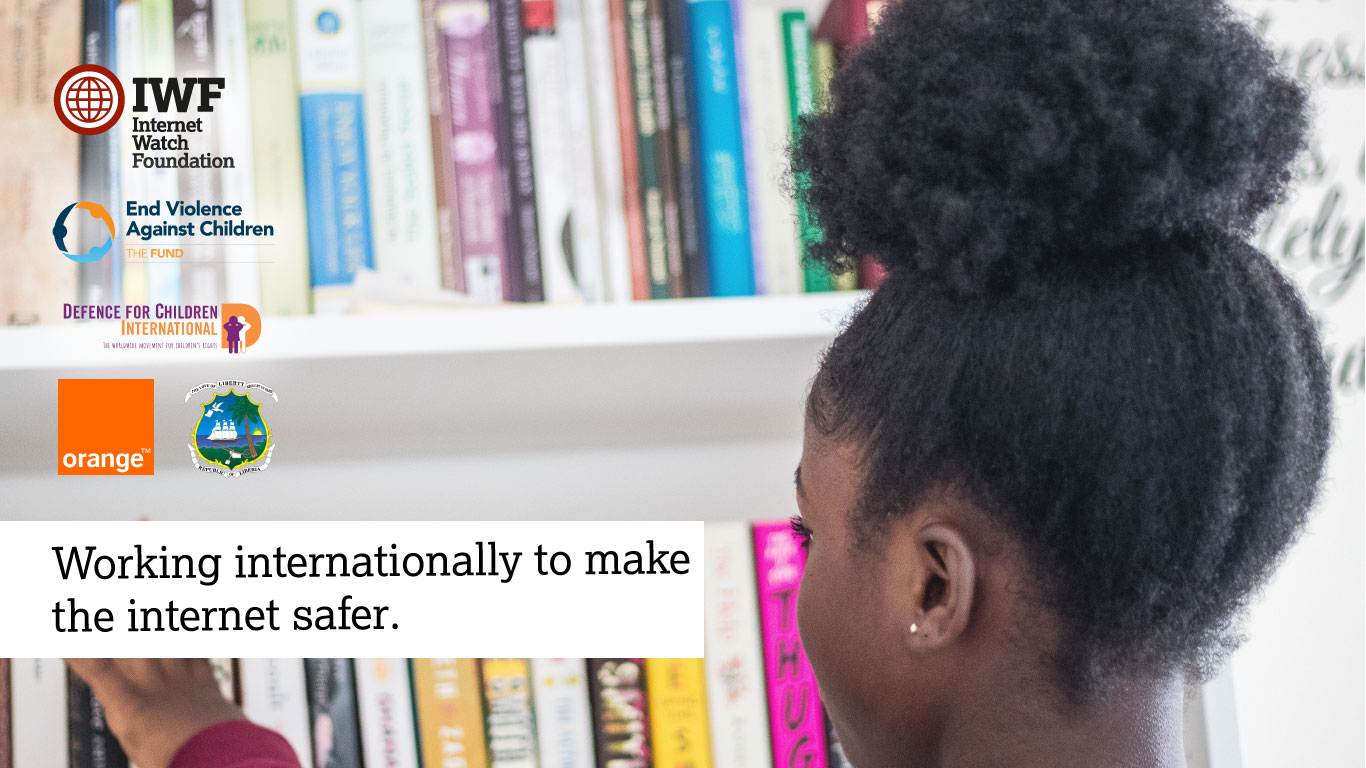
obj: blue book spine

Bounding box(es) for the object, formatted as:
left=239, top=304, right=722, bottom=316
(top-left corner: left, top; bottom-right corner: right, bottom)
left=688, top=0, right=754, bottom=297
left=294, top=0, right=374, bottom=303
left=298, top=92, right=374, bottom=291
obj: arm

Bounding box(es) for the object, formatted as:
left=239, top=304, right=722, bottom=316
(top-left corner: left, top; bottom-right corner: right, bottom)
left=65, top=659, right=304, bottom=768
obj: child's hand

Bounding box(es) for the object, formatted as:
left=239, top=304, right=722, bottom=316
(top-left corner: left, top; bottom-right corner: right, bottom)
left=65, top=659, right=247, bottom=768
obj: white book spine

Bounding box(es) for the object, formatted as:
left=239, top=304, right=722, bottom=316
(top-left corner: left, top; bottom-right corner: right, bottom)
left=354, top=658, right=422, bottom=768
left=11, top=659, right=70, bottom=768
left=703, top=521, right=774, bottom=768
left=210, top=658, right=238, bottom=701
left=359, top=0, right=442, bottom=290
left=529, top=658, right=596, bottom=768
left=526, top=32, right=582, bottom=304
left=581, top=0, right=633, bottom=303
left=143, top=0, right=182, bottom=307
left=555, top=0, right=607, bottom=304
left=117, top=1, right=146, bottom=304
left=739, top=5, right=801, bottom=294
left=213, top=0, right=261, bottom=307
left=240, top=659, right=315, bottom=767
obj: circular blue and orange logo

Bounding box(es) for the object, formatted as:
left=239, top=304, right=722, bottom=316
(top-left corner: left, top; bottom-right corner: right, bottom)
left=53, top=202, right=117, bottom=263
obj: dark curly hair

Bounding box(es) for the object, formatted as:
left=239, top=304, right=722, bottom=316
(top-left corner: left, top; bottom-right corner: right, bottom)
left=793, top=0, right=1333, bottom=694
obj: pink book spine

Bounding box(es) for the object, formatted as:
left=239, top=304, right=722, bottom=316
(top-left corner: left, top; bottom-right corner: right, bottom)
left=752, top=519, right=828, bottom=768
left=438, top=1, right=509, bottom=302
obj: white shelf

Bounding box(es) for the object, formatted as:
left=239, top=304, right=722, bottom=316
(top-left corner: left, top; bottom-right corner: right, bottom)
left=0, top=293, right=865, bottom=515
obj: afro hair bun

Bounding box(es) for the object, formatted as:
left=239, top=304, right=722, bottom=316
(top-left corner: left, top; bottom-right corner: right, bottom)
left=792, top=0, right=1310, bottom=294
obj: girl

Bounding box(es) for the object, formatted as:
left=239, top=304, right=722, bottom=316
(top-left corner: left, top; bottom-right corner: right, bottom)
left=68, top=0, right=1331, bottom=765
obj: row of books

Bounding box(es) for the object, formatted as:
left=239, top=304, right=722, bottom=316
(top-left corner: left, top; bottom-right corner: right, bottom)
left=3, top=0, right=889, bottom=325
left=0, top=520, right=851, bottom=768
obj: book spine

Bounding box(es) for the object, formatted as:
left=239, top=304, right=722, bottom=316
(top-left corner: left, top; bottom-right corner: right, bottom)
left=781, top=10, right=832, bottom=293
left=647, top=0, right=685, bottom=297
left=554, top=0, right=608, bottom=304
left=702, top=521, right=772, bottom=768
left=355, top=659, right=423, bottom=768
left=78, top=0, right=120, bottom=307
left=623, top=0, right=672, bottom=298
left=0, top=0, right=76, bottom=325
left=606, top=0, right=648, bottom=300
left=411, top=658, right=490, bottom=768
left=753, top=519, right=827, bottom=768
left=304, top=659, right=365, bottom=768
left=67, top=677, right=129, bottom=768
left=434, top=0, right=506, bottom=302
left=728, top=0, right=763, bottom=294
left=809, top=38, right=855, bottom=292
left=360, top=0, right=443, bottom=290
left=523, top=0, right=581, bottom=303
left=665, top=0, right=708, bottom=297
left=210, top=658, right=240, bottom=703
left=586, top=659, right=651, bottom=768
left=117, top=0, right=148, bottom=307
left=294, top=0, right=375, bottom=312
left=420, top=0, right=465, bottom=293
left=740, top=5, right=801, bottom=295
left=239, top=659, right=316, bottom=767
left=529, top=659, right=595, bottom=768
left=644, top=659, right=712, bottom=768
left=173, top=0, right=226, bottom=305
left=686, top=0, right=754, bottom=297
left=140, top=0, right=181, bottom=308
left=214, top=0, right=260, bottom=306
left=244, top=0, right=312, bottom=315
left=0, top=658, right=9, bottom=768
left=488, top=0, right=544, bottom=302
left=480, top=659, right=540, bottom=768
left=10, top=660, right=69, bottom=768
left=581, top=0, right=633, bottom=302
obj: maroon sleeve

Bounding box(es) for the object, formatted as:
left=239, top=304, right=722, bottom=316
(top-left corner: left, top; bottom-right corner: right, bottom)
left=168, top=720, right=304, bottom=768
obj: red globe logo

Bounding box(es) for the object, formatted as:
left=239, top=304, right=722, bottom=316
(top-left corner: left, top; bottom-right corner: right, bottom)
left=54, top=64, right=124, bottom=135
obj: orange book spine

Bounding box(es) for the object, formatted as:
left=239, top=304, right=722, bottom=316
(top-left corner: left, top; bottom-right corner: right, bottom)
left=412, top=658, right=490, bottom=768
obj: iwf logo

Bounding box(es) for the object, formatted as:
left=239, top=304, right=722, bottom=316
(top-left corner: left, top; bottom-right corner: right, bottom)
left=52, top=202, right=116, bottom=263
left=54, top=65, right=125, bottom=135
left=54, top=63, right=225, bottom=134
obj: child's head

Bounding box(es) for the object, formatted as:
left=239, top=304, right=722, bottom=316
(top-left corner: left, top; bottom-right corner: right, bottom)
left=790, top=0, right=1331, bottom=762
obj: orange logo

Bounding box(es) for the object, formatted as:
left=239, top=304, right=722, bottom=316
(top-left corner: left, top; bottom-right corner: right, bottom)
left=221, top=303, right=262, bottom=353
left=57, top=379, right=155, bottom=475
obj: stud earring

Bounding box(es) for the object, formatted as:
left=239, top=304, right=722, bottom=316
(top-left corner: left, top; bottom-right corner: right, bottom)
left=909, top=623, right=919, bottom=634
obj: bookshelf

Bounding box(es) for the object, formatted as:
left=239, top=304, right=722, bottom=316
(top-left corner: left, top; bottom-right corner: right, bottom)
left=0, top=292, right=865, bottom=517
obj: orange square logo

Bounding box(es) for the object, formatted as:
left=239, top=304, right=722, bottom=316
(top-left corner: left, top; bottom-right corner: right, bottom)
left=57, top=379, right=155, bottom=475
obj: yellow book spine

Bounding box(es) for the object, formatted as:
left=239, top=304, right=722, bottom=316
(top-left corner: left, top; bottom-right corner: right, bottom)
left=645, top=658, right=713, bottom=768
left=412, top=658, right=490, bottom=768
left=480, top=658, right=539, bottom=767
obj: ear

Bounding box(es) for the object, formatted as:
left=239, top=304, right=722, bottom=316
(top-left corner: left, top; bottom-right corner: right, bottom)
left=897, top=521, right=976, bottom=650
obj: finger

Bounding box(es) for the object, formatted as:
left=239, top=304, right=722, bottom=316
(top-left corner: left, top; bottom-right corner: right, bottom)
left=64, top=658, right=116, bottom=689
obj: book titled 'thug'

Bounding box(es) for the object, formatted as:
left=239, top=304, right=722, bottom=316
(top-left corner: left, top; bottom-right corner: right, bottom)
left=753, top=519, right=828, bottom=768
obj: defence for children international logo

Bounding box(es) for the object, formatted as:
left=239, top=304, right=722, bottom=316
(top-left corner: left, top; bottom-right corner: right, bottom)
left=64, top=299, right=263, bottom=354
left=53, top=202, right=117, bottom=263
left=186, top=380, right=277, bottom=477
left=53, top=65, right=125, bottom=135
